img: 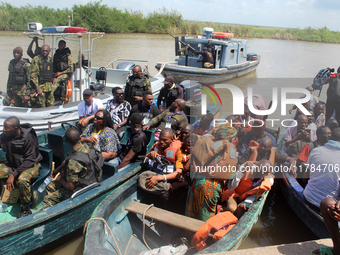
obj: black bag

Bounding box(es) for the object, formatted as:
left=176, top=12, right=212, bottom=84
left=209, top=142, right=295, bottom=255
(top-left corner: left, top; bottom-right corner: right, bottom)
left=312, top=69, right=331, bottom=96
left=54, top=82, right=66, bottom=99
left=327, top=73, right=340, bottom=101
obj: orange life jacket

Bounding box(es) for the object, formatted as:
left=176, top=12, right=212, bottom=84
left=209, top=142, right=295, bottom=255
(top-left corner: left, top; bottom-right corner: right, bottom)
left=248, top=147, right=276, bottom=166
left=154, top=140, right=182, bottom=164
left=221, top=171, right=273, bottom=203
left=191, top=212, right=238, bottom=251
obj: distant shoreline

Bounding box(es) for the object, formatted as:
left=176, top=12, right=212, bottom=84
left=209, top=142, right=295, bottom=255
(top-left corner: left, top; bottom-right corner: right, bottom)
left=1, top=2, right=340, bottom=44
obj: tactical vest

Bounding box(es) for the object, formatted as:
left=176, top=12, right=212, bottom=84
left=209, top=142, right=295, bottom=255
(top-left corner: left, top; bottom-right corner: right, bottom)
left=125, top=74, right=148, bottom=98
left=191, top=211, right=238, bottom=251
left=54, top=48, right=70, bottom=72
left=39, top=56, right=53, bottom=82
left=1, top=124, right=42, bottom=169
left=8, top=58, right=29, bottom=85
left=163, top=85, right=180, bottom=108
left=154, top=140, right=182, bottom=165
left=66, top=148, right=104, bottom=191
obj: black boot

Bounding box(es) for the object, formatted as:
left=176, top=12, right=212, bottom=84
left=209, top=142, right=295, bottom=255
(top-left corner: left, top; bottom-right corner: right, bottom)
left=18, top=204, right=32, bottom=219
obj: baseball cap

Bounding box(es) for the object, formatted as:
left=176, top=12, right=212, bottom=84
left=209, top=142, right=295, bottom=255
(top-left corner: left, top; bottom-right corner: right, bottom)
left=83, top=89, right=93, bottom=96
left=163, top=76, right=174, bottom=85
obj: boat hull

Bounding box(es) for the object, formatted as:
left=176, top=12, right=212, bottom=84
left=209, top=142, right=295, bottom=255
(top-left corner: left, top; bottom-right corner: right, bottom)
left=155, top=59, right=260, bottom=84
left=83, top=175, right=268, bottom=254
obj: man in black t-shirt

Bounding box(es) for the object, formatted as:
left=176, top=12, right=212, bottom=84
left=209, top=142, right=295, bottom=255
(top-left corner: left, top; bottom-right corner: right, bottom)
left=118, top=113, right=148, bottom=171
left=128, top=91, right=160, bottom=126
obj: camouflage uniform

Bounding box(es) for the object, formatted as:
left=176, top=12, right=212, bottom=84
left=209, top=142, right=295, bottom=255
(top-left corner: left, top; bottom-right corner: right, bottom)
left=30, top=55, right=54, bottom=108
left=0, top=163, right=41, bottom=204
left=125, top=75, right=152, bottom=106
left=3, top=59, right=31, bottom=107
left=52, top=52, right=74, bottom=93
left=43, top=143, right=90, bottom=208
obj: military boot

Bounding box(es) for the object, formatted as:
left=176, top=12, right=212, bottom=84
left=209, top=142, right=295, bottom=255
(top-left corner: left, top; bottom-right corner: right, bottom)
left=18, top=204, right=32, bottom=219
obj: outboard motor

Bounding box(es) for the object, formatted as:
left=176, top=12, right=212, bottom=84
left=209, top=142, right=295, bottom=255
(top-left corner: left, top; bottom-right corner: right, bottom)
left=90, top=67, right=107, bottom=91
left=180, top=80, right=202, bottom=119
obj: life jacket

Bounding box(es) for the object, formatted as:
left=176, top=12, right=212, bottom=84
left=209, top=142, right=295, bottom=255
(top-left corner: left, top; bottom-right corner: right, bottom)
left=0, top=124, right=42, bottom=169
left=248, top=147, right=276, bottom=166
left=66, top=147, right=104, bottom=191
left=39, top=56, right=53, bottom=82
left=154, top=139, right=182, bottom=165
left=221, top=171, right=273, bottom=203
left=125, top=74, right=148, bottom=98
left=8, top=58, right=30, bottom=85
left=191, top=211, right=238, bottom=251
left=53, top=47, right=71, bottom=72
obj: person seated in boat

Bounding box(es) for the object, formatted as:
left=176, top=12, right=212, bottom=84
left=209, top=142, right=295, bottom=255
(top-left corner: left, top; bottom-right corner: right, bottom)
left=197, top=47, right=214, bottom=68
left=77, top=89, right=104, bottom=129
left=43, top=128, right=103, bottom=208
left=106, top=87, right=132, bottom=138
left=30, top=44, right=56, bottom=108
left=175, top=124, right=193, bottom=143
left=156, top=76, right=183, bottom=109
left=124, top=65, right=151, bottom=106
left=327, top=118, right=339, bottom=132
left=80, top=110, right=120, bottom=164
left=138, top=128, right=184, bottom=209
left=239, top=120, right=276, bottom=155
left=111, top=113, right=148, bottom=172
left=303, top=128, right=340, bottom=211
left=3, top=47, right=31, bottom=107
left=312, top=102, right=326, bottom=128
left=289, top=87, right=319, bottom=114
left=127, top=91, right=160, bottom=126
left=52, top=40, right=74, bottom=102
left=143, top=99, right=188, bottom=136
left=221, top=160, right=274, bottom=218
left=186, top=123, right=238, bottom=221
left=27, top=36, right=41, bottom=59
left=0, top=116, right=42, bottom=218
left=314, top=197, right=340, bottom=255
left=297, top=126, right=331, bottom=182
left=192, top=113, right=214, bottom=135
left=238, top=136, right=296, bottom=170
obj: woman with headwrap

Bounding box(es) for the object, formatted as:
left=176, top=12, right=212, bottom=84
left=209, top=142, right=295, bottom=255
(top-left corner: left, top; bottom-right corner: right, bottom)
left=185, top=123, right=238, bottom=221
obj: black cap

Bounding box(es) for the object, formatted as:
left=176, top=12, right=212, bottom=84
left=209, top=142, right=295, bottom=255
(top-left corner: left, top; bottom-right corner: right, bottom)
left=163, top=76, right=174, bottom=85
left=83, top=89, right=93, bottom=96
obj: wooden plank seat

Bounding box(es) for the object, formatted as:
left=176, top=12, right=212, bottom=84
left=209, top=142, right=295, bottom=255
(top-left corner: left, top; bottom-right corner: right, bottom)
left=126, top=201, right=205, bottom=233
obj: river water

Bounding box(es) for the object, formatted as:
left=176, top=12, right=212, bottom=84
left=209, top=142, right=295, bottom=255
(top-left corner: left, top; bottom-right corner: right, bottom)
left=1, top=31, right=340, bottom=254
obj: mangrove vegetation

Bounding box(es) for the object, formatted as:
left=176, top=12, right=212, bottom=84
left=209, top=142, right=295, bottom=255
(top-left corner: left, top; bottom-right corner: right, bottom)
left=1, top=1, right=340, bottom=43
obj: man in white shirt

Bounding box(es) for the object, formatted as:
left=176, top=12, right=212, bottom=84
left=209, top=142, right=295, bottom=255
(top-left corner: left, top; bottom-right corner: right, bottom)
left=303, top=128, right=340, bottom=208
left=77, top=89, right=104, bottom=128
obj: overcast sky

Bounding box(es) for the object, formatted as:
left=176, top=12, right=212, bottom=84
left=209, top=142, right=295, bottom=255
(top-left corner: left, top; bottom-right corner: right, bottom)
left=9, top=0, right=340, bottom=31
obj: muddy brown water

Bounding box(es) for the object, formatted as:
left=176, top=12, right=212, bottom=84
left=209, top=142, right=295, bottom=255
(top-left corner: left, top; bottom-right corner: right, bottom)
left=1, top=31, right=338, bottom=254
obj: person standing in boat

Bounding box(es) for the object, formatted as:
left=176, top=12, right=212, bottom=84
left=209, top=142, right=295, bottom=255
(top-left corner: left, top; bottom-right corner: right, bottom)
left=156, top=76, right=184, bottom=109
left=77, top=89, right=104, bottom=129
left=124, top=65, right=151, bottom=106
left=52, top=40, right=74, bottom=101
left=127, top=91, right=160, bottom=126
left=196, top=47, right=214, bottom=68
left=30, top=45, right=55, bottom=108
left=106, top=87, right=132, bottom=138
left=0, top=117, right=42, bottom=218
left=3, top=47, right=31, bottom=107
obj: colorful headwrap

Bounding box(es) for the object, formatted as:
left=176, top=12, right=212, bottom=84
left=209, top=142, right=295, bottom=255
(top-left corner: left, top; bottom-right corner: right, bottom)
left=214, top=123, right=237, bottom=141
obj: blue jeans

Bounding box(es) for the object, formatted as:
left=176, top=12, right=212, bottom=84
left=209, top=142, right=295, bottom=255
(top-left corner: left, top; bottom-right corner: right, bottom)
left=109, top=157, right=131, bottom=172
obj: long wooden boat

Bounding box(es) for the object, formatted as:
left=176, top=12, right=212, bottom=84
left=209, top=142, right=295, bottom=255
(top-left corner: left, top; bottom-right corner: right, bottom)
left=276, top=127, right=329, bottom=238
left=83, top=175, right=269, bottom=254
left=0, top=124, right=151, bottom=255
left=155, top=28, right=260, bottom=84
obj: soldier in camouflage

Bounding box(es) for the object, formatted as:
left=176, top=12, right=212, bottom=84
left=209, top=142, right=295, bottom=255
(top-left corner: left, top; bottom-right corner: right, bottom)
left=3, top=47, right=31, bottom=107
left=0, top=117, right=42, bottom=218
left=124, top=65, right=152, bottom=106
left=52, top=40, right=74, bottom=102
left=43, top=128, right=91, bottom=208
left=30, top=45, right=55, bottom=108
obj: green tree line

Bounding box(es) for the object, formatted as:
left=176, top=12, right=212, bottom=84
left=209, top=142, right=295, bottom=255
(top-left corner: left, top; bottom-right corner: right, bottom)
left=1, top=1, right=340, bottom=43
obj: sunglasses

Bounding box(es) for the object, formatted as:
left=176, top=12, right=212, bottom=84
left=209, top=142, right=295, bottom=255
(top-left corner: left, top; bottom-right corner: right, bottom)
left=115, top=93, right=124, bottom=96
left=94, top=115, right=103, bottom=120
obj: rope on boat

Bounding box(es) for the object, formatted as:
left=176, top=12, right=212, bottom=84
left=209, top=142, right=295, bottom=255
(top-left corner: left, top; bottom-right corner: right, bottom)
left=83, top=217, right=122, bottom=255
left=142, top=204, right=154, bottom=250
left=153, top=62, right=170, bottom=77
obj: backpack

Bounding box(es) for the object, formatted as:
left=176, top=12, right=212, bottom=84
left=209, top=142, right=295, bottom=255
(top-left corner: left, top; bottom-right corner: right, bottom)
left=66, top=148, right=104, bottom=190
left=312, top=69, right=331, bottom=96
left=327, top=73, right=340, bottom=101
